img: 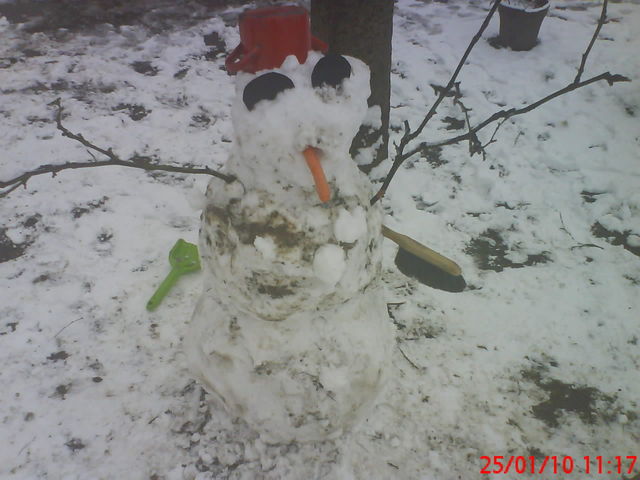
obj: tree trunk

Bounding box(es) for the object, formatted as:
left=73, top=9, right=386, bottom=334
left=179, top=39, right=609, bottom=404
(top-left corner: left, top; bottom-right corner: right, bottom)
left=310, top=0, right=393, bottom=172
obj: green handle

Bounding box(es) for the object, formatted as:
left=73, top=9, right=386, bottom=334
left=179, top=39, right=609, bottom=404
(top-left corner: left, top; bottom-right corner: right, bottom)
left=146, top=269, right=181, bottom=311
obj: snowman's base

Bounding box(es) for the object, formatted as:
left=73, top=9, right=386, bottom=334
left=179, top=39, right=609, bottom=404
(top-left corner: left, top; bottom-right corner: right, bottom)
left=186, top=284, right=394, bottom=444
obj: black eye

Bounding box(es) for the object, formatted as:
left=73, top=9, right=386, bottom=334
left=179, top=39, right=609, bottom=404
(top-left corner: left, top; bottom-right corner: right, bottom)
left=311, top=54, right=352, bottom=89
left=243, top=72, right=294, bottom=111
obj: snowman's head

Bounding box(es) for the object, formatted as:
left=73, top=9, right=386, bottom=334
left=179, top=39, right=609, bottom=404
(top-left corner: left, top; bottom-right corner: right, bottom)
left=229, top=51, right=371, bottom=203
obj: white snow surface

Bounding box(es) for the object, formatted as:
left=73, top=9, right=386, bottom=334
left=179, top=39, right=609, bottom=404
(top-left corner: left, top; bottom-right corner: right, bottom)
left=1, top=1, right=639, bottom=479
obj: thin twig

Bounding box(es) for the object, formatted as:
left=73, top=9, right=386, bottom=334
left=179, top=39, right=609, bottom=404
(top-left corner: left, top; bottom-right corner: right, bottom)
left=397, top=344, right=424, bottom=371
left=558, top=211, right=577, bottom=242
left=559, top=211, right=605, bottom=250
left=0, top=99, right=235, bottom=198
left=18, top=436, right=36, bottom=456
left=370, top=0, right=503, bottom=205
left=0, top=182, right=26, bottom=197
left=574, top=0, right=609, bottom=83
left=484, top=118, right=508, bottom=151
left=54, top=317, right=82, bottom=338
left=570, top=244, right=604, bottom=251
left=394, top=72, right=629, bottom=165
left=453, top=83, right=483, bottom=157
left=400, top=1, right=502, bottom=148
left=513, top=130, right=523, bottom=146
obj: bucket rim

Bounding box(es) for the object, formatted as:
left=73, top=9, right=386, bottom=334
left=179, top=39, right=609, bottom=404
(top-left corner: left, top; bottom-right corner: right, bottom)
left=499, top=1, right=550, bottom=13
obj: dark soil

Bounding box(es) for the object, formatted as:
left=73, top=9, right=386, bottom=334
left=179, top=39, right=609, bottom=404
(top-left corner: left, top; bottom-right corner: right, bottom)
left=520, top=359, right=638, bottom=428
left=0, top=0, right=239, bottom=34
left=71, top=197, right=109, bottom=219
left=0, top=229, right=28, bottom=263
left=65, top=438, right=86, bottom=452
left=113, top=104, right=151, bottom=121
left=203, top=30, right=227, bottom=60
left=47, top=351, right=70, bottom=362
left=465, top=228, right=550, bottom=272
left=441, top=116, right=465, bottom=131
left=591, top=222, right=640, bottom=258
left=419, top=145, right=446, bottom=168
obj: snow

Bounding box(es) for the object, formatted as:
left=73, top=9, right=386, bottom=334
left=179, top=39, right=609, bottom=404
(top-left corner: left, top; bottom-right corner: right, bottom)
left=1, top=0, right=639, bottom=479
left=229, top=51, right=371, bottom=195
left=313, top=243, right=347, bottom=285
left=334, top=207, right=368, bottom=243
left=253, top=235, right=277, bottom=260
left=187, top=46, right=392, bottom=451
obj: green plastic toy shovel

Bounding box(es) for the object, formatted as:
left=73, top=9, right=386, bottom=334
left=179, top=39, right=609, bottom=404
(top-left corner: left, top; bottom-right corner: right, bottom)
left=146, top=239, right=201, bottom=311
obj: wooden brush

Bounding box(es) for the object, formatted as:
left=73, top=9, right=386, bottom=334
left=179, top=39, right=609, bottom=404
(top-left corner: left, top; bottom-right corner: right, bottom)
left=382, top=225, right=466, bottom=292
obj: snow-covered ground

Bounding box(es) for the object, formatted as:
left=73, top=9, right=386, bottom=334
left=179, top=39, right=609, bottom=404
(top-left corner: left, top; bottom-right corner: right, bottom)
left=1, top=0, right=638, bottom=479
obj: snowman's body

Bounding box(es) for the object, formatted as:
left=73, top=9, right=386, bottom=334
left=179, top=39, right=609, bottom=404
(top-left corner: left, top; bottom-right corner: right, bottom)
left=186, top=52, right=393, bottom=443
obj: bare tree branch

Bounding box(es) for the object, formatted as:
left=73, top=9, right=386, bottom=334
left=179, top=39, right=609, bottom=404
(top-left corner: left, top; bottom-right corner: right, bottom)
left=453, top=83, right=483, bottom=158
left=398, top=71, right=629, bottom=161
left=371, top=0, right=503, bottom=205
left=371, top=0, right=628, bottom=205
left=481, top=117, right=508, bottom=153
left=397, top=343, right=424, bottom=371
left=398, top=0, right=503, bottom=151
left=0, top=181, right=27, bottom=197
left=575, top=0, right=608, bottom=83
left=0, top=99, right=235, bottom=198
left=1, top=0, right=627, bottom=205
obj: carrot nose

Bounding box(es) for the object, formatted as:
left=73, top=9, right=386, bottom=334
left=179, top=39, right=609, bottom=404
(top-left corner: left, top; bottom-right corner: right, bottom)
left=302, top=146, right=330, bottom=203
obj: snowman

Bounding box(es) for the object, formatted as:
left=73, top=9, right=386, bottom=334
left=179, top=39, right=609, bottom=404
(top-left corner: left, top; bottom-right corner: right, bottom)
left=186, top=6, right=394, bottom=444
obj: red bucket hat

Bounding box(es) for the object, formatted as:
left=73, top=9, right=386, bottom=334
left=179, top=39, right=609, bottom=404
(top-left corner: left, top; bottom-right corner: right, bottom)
left=225, top=5, right=328, bottom=74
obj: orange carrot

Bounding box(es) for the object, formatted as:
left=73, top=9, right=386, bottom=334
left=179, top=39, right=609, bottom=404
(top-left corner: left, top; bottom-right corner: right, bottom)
left=302, top=146, right=330, bottom=203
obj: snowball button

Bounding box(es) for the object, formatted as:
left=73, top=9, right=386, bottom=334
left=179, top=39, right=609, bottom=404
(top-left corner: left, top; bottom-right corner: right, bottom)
left=334, top=206, right=367, bottom=243
left=313, top=244, right=346, bottom=285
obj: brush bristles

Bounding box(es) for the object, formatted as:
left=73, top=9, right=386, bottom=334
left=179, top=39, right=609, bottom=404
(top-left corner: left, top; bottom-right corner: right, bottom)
left=395, top=248, right=466, bottom=293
